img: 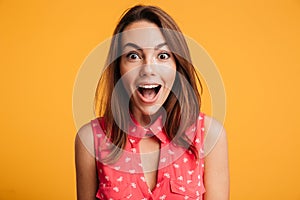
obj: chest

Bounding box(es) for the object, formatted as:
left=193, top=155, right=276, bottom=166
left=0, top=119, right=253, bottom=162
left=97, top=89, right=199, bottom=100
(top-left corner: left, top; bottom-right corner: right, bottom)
left=139, top=137, right=160, bottom=190
left=96, top=140, right=205, bottom=199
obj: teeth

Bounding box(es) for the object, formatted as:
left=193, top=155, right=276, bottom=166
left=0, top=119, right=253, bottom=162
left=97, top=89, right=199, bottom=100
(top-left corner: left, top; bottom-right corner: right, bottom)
left=138, top=84, right=159, bottom=89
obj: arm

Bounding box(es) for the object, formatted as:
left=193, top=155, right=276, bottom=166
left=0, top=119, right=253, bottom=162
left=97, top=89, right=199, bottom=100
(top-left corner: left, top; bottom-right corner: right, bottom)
left=75, top=123, right=98, bottom=200
left=203, top=116, right=230, bottom=200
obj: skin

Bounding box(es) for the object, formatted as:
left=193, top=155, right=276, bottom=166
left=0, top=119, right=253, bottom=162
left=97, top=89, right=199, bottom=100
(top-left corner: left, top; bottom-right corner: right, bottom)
left=120, top=21, right=177, bottom=126
left=75, top=20, right=229, bottom=200
left=203, top=116, right=230, bottom=200
left=120, top=20, right=176, bottom=191
left=75, top=128, right=98, bottom=200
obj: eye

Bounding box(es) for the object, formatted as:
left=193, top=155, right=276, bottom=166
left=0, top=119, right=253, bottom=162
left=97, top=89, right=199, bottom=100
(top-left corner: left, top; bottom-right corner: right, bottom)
left=158, top=52, right=170, bottom=60
left=126, top=52, right=141, bottom=60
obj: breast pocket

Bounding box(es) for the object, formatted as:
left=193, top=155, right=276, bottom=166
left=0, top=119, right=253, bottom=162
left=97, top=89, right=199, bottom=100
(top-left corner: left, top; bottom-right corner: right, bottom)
left=169, top=180, right=204, bottom=200
left=96, top=183, right=132, bottom=200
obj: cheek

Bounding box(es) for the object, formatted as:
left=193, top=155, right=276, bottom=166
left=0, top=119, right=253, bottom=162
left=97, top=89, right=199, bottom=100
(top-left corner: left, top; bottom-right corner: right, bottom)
left=119, top=65, right=138, bottom=93
left=120, top=58, right=139, bottom=77
left=120, top=74, right=132, bottom=93
left=161, top=64, right=177, bottom=88
left=119, top=60, right=130, bottom=87
left=166, top=73, right=176, bottom=90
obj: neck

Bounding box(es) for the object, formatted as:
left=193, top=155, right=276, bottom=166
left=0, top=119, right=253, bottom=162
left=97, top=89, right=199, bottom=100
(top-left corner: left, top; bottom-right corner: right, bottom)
left=131, top=108, right=163, bottom=127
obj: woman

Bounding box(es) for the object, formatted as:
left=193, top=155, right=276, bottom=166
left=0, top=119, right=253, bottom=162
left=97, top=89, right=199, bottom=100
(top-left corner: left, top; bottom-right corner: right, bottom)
left=75, top=5, right=229, bottom=200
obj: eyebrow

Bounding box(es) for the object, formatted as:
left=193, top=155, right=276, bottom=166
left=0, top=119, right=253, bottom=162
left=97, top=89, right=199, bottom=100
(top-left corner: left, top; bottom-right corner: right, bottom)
left=122, top=42, right=168, bottom=51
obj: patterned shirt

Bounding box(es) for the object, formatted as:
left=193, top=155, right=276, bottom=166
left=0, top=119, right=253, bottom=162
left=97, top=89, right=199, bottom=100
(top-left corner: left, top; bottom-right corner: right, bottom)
left=91, top=113, right=206, bottom=200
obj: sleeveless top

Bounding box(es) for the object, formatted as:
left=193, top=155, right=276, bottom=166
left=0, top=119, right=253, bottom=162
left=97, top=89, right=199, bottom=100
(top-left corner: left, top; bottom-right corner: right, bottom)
left=91, top=113, right=206, bottom=200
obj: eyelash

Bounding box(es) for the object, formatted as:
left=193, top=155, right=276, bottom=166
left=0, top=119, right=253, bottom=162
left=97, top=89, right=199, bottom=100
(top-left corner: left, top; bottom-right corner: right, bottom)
left=158, top=52, right=170, bottom=60
left=126, top=52, right=141, bottom=60
left=125, top=52, right=171, bottom=61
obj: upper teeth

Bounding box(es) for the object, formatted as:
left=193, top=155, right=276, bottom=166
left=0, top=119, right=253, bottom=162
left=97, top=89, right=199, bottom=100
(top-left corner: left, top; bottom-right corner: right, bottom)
left=138, top=84, right=159, bottom=89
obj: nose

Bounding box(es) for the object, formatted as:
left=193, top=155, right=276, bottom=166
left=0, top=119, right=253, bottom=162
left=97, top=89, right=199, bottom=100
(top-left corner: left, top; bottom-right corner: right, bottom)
left=139, top=52, right=156, bottom=77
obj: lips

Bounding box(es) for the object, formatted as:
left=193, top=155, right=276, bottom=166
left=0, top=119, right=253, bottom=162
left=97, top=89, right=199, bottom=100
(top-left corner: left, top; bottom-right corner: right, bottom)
left=136, top=84, right=162, bottom=103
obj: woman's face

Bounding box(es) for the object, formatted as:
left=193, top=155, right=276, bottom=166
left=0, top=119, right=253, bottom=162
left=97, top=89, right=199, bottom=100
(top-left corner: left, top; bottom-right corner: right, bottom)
left=119, top=20, right=176, bottom=123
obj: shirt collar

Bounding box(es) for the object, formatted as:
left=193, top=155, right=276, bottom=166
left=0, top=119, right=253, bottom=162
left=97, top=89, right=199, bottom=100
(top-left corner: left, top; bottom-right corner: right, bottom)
left=127, top=115, right=167, bottom=145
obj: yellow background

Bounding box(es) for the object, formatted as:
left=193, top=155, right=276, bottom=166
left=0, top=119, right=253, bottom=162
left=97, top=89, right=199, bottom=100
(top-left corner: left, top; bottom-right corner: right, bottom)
left=1, top=0, right=299, bottom=199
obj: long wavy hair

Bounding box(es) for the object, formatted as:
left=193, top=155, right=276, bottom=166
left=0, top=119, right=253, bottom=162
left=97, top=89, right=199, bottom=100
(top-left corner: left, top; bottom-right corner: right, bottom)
left=94, top=5, right=202, bottom=163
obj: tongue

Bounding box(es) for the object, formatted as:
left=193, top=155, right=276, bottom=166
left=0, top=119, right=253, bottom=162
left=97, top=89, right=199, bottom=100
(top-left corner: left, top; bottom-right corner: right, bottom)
left=142, top=89, right=156, bottom=100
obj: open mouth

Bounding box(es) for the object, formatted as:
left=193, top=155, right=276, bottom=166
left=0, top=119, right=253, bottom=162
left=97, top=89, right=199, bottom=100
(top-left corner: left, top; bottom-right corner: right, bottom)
left=137, top=84, right=162, bottom=101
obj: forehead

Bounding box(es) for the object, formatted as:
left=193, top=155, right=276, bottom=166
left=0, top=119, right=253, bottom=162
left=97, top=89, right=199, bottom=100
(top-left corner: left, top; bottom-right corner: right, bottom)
left=121, top=21, right=166, bottom=48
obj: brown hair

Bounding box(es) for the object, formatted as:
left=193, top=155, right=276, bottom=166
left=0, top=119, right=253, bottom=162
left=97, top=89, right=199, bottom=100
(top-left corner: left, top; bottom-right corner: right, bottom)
left=94, top=5, right=202, bottom=163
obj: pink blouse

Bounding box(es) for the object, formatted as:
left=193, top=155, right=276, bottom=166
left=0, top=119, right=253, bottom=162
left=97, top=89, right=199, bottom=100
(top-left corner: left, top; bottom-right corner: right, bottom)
left=91, top=113, right=206, bottom=200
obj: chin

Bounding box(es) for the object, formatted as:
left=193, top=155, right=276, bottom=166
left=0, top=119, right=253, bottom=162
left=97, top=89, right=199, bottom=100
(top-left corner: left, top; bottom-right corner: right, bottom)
left=139, top=105, right=162, bottom=116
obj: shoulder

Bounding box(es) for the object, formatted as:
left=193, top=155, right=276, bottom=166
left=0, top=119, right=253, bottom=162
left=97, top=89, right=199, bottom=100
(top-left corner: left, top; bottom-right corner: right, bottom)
left=203, top=115, right=225, bottom=136
left=75, top=122, right=99, bottom=199
left=76, top=121, right=94, bottom=145
left=77, top=121, right=93, bottom=135
left=75, top=121, right=95, bottom=158
left=203, top=115, right=227, bottom=157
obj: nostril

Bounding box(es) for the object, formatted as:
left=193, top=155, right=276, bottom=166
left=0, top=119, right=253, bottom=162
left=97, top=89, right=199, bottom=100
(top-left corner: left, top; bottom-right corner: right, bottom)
left=139, top=64, right=155, bottom=77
